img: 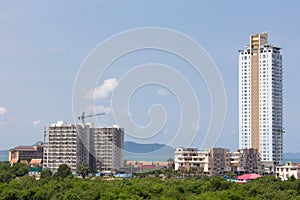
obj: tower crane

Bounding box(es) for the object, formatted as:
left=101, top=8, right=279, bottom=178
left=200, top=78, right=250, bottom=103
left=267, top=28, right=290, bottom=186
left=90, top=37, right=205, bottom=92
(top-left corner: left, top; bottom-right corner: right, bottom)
left=78, top=112, right=106, bottom=124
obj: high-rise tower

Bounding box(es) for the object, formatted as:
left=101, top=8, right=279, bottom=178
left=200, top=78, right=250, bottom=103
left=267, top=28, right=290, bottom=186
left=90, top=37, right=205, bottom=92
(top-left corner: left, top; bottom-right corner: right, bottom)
left=43, top=121, right=124, bottom=173
left=239, top=32, right=284, bottom=167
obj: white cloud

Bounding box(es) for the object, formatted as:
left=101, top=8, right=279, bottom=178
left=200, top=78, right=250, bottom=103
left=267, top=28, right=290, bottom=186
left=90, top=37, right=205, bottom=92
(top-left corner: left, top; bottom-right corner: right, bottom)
left=86, top=105, right=112, bottom=114
left=0, top=106, right=7, bottom=116
left=29, top=47, right=38, bottom=53
left=50, top=46, right=68, bottom=52
left=87, top=78, right=118, bottom=100
left=33, top=120, right=41, bottom=127
left=157, top=88, right=170, bottom=96
left=0, top=106, right=9, bottom=126
left=95, top=105, right=112, bottom=114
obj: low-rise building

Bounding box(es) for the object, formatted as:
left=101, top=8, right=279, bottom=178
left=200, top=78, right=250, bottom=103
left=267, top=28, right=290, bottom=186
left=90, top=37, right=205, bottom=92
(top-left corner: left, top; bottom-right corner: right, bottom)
left=231, top=148, right=262, bottom=174
left=175, top=147, right=262, bottom=175
left=153, top=161, right=169, bottom=168
left=174, top=147, right=231, bottom=175
left=174, top=147, right=204, bottom=171
left=9, top=144, right=43, bottom=164
left=29, top=168, right=42, bottom=177
left=121, top=160, right=172, bottom=173
left=276, top=162, right=300, bottom=181
left=30, top=159, right=43, bottom=168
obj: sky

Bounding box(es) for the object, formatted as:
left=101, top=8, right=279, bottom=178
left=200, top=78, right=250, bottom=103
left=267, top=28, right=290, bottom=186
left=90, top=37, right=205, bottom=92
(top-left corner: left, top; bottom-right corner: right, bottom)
left=0, top=1, right=299, bottom=152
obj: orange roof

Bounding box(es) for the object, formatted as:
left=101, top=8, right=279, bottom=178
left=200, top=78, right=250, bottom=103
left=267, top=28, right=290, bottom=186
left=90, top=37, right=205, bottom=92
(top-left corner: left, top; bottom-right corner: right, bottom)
left=20, top=160, right=28, bottom=165
left=126, top=161, right=137, bottom=165
left=30, top=159, right=42, bottom=165
left=139, top=161, right=153, bottom=165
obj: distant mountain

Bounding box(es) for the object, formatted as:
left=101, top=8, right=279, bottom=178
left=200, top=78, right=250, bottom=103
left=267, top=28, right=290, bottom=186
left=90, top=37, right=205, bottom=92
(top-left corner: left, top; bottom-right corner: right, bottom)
left=124, top=141, right=171, bottom=153
left=32, top=141, right=43, bottom=146
left=2, top=140, right=300, bottom=163
left=124, top=141, right=174, bottom=161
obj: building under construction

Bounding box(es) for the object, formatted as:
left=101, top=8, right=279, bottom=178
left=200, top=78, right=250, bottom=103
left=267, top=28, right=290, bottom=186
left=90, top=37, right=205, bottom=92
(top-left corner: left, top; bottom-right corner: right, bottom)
left=43, top=121, right=124, bottom=173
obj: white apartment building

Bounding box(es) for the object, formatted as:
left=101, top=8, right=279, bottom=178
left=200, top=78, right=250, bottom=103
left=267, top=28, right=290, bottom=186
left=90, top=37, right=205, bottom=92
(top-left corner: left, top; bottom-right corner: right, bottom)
left=175, top=147, right=262, bottom=175
left=276, top=162, right=300, bottom=181
left=43, top=121, right=77, bottom=172
left=43, top=121, right=124, bottom=173
left=239, top=32, right=284, bottom=167
left=174, top=147, right=204, bottom=170
left=174, top=147, right=231, bottom=175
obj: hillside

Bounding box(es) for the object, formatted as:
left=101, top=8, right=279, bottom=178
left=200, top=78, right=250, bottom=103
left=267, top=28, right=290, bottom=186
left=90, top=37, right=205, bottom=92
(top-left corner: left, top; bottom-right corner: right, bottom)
left=124, top=141, right=172, bottom=153
left=124, top=141, right=174, bottom=161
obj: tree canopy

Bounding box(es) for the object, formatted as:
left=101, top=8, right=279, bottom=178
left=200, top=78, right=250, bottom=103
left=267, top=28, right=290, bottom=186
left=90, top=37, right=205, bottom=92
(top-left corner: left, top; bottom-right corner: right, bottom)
left=40, top=168, right=52, bottom=179
left=0, top=162, right=29, bottom=183
left=0, top=172, right=299, bottom=199
left=1, top=162, right=300, bottom=199
left=54, top=164, right=72, bottom=180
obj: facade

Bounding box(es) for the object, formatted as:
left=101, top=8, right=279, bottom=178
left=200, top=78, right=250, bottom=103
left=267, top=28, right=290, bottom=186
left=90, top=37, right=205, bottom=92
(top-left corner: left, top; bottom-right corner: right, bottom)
left=76, top=123, right=94, bottom=172
left=276, top=162, right=300, bottom=181
left=175, top=147, right=203, bottom=170
left=175, top=147, right=262, bottom=175
left=121, top=161, right=171, bottom=173
left=239, top=32, right=284, bottom=167
left=43, top=121, right=78, bottom=172
left=43, top=121, right=124, bottom=173
left=174, top=147, right=231, bottom=175
left=92, top=127, right=124, bottom=172
left=9, top=144, right=43, bottom=164
left=206, top=148, right=231, bottom=175
left=231, top=148, right=262, bottom=174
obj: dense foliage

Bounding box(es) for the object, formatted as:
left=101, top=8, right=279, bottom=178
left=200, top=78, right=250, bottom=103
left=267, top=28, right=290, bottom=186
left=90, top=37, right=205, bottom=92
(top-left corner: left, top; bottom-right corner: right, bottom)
left=1, top=162, right=300, bottom=199
left=0, top=170, right=300, bottom=199
left=0, top=162, right=29, bottom=183
left=53, top=164, right=71, bottom=180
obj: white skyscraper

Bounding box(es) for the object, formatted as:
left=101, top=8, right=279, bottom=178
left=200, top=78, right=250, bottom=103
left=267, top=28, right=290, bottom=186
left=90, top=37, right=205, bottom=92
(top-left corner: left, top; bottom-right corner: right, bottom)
left=239, top=32, right=284, bottom=167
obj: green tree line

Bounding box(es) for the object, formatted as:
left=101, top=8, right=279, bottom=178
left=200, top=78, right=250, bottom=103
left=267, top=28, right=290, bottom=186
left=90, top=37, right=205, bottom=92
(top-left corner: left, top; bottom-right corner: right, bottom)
left=1, top=162, right=300, bottom=199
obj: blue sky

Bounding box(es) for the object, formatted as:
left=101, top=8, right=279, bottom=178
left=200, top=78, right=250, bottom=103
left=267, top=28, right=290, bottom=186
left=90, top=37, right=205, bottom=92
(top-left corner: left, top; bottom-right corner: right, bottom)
left=0, top=1, right=299, bottom=152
